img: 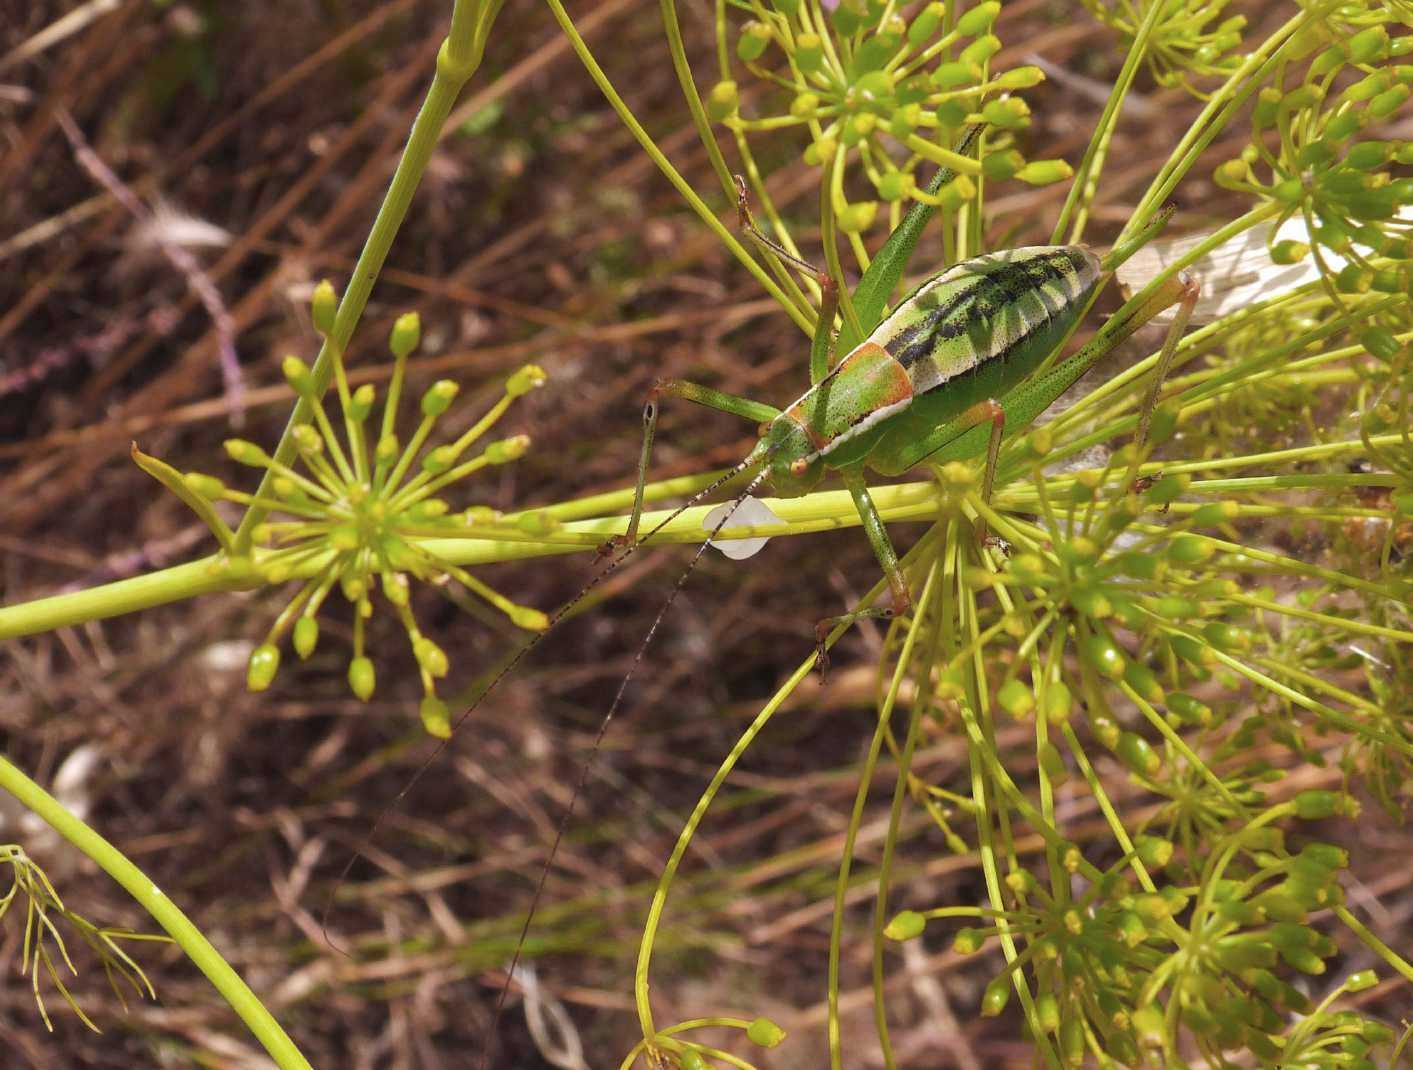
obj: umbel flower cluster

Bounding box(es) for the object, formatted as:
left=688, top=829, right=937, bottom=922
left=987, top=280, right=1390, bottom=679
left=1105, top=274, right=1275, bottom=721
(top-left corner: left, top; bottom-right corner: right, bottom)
left=706, top=0, right=1074, bottom=230
left=135, top=282, right=549, bottom=736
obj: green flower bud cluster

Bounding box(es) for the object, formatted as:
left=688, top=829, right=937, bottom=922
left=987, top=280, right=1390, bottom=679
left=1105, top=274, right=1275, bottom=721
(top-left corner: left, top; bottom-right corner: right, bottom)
left=708, top=0, right=1072, bottom=224
left=1079, top=0, right=1246, bottom=95
left=1213, top=9, right=1413, bottom=293
left=138, top=286, right=551, bottom=734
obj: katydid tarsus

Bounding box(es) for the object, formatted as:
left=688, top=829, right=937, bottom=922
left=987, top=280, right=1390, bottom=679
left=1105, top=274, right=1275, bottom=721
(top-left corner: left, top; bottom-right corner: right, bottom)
left=333, top=130, right=1200, bottom=1067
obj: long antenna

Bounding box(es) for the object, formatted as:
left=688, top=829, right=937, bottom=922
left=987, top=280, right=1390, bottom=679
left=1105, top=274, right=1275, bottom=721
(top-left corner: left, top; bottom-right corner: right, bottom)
left=478, top=466, right=771, bottom=1070
left=319, top=452, right=766, bottom=946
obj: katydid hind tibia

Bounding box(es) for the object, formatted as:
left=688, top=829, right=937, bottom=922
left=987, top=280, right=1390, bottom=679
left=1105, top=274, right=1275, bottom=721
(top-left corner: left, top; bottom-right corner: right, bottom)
left=332, top=134, right=1198, bottom=1068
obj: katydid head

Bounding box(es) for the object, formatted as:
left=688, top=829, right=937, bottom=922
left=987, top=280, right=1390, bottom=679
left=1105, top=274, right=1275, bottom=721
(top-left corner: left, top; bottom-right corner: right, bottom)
left=750, top=417, right=825, bottom=498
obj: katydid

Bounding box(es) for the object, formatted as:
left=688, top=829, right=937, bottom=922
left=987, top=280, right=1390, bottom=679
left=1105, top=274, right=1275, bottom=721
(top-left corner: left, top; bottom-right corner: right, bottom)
left=606, top=170, right=1198, bottom=665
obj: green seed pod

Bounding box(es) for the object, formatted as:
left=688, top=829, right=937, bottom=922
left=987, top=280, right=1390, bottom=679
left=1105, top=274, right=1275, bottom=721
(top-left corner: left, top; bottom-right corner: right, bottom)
left=390, top=311, right=421, bottom=358
left=485, top=434, right=530, bottom=464
left=737, top=20, right=772, bottom=62
left=1335, top=264, right=1372, bottom=294
left=1346, top=969, right=1378, bottom=993
left=907, top=3, right=944, bottom=48
left=282, top=354, right=314, bottom=393
left=982, top=149, right=1024, bottom=181
left=746, top=1017, right=787, bottom=1048
left=840, top=112, right=875, bottom=147
left=1252, top=87, right=1281, bottom=129
left=183, top=472, right=226, bottom=500
left=936, top=173, right=975, bottom=209
left=1346, top=140, right=1392, bottom=171
left=1169, top=633, right=1213, bottom=667
left=884, top=909, right=927, bottom=940
left=349, top=383, right=376, bottom=422
left=1038, top=740, right=1067, bottom=782
left=956, top=1, right=999, bottom=37
left=422, top=445, right=455, bottom=474
left=980, top=974, right=1011, bottom=1017
left=1270, top=175, right=1304, bottom=203
left=796, top=33, right=824, bottom=73
left=803, top=134, right=838, bottom=166
left=980, top=96, right=1029, bottom=129
left=1135, top=834, right=1173, bottom=868
left=421, top=379, right=460, bottom=417
left=1369, top=85, right=1411, bottom=119
left=247, top=644, right=280, bottom=691
left=1166, top=692, right=1212, bottom=726
left=224, top=439, right=270, bottom=467
left=1293, top=789, right=1340, bottom=819
left=932, top=60, right=980, bottom=89
left=1202, top=621, right=1248, bottom=652
left=1296, top=141, right=1337, bottom=170
left=934, top=98, right=970, bottom=129
left=959, top=34, right=1000, bottom=67
left=676, top=1049, right=710, bottom=1070
left=830, top=1, right=861, bottom=35
left=1310, top=44, right=1347, bottom=78
left=706, top=80, right=739, bottom=121
left=348, top=656, right=376, bottom=701
left=791, top=91, right=821, bottom=119
left=1372, top=267, right=1404, bottom=293
left=838, top=201, right=878, bottom=233
left=995, top=66, right=1044, bottom=90
left=1117, top=731, right=1161, bottom=776
left=1116, top=909, right=1148, bottom=947
left=311, top=279, right=338, bottom=335
left=1124, top=661, right=1164, bottom=703
left=853, top=69, right=894, bottom=107
left=414, top=637, right=450, bottom=678
left=876, top=169, right=913, bottom=202
left=419, top=695, right=451, bottom=738
left=292, top=616, right=319, bottom=660
left=1033, top=993, right=1060, bottom=1033
left=1347, top=25, right=1390, bottom=64
left=1060, top=1014, right=1085, bottom=1066
left=952, top=926, right=984, bottom=953
left=506, top=363, right=546, bottom=398
left=996, top=678, right=1035, bottom=718
left=1084, top=631, right=1125, bottom=679
left=510, top=605, right=550, bottom=631
left=853, top=34, right=901, bottom=76
left=1325, top=107, right=1363, bottom=142
left=1166, top=534, right=1213, bottom=566
left=1043, top=680, right=1072, bottom=724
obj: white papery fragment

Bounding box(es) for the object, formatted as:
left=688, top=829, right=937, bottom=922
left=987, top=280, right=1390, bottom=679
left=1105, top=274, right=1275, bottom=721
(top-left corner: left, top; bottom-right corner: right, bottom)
left=704, top=495, right=783, bottom=560
left=1115, top=215, right=1396, bottom=326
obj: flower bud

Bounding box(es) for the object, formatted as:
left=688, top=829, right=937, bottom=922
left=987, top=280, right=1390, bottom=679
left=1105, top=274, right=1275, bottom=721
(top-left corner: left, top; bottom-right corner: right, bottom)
left=293, top=617, right=319, bottom=660
left=390, top=312, right=421, bottom=357
left=907, top=3, right=944, bottom=47
left=796, top=33, right=824, bottom=73
left=282, top=354, right=314, bottom=393
left=746, top=1017, right=786, bottom=1048
left=349, top=383, right=376, bottom=421
left=292, top=423, right=323, bottom=456
left=510, top=605, right=551, bottom=631
left=421, top=380, right=460, bottom=418
left=997, top=678, right=1034, bottom=718
left=348, top=656, right=376, bottom=701
left=884, top=910, right=927, bottom=940
left=838, top=201, right=878, bottom=233
left=420, top=695, right=451, bottom=738
left=956, top=1, right=999, bottom=36
left=311, top=279, right=338, bottom=335
left=414, top=637, right=449, bottom=678
left=485, top=434, right=530, bottom=464
left=184, top=472, right=225, bottom=499
left=247, top=644, right=280, bottom=691
left=960, top=34, right=1001, bottom=67
left=506, top=363, right=546, bottom=397
left=224, top=439, right=270, bottom=466
left=737, top=21, right=772, bottom=62
left=981, top=975, right=1011, bottom=1016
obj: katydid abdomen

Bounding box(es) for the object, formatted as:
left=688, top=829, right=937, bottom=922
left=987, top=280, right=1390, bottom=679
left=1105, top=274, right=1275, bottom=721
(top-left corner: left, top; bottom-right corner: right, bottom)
left=762, top=245, right=1102, bottom=480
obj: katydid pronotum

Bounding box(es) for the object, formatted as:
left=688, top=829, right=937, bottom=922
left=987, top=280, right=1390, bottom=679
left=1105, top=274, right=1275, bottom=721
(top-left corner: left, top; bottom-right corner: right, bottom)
left=336, top=131, right=1199, bottom=1067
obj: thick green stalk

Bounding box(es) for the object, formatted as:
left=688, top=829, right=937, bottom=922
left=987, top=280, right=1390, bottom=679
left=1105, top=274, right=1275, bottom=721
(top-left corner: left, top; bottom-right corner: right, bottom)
left=0, top=756, right=313, bottom=1070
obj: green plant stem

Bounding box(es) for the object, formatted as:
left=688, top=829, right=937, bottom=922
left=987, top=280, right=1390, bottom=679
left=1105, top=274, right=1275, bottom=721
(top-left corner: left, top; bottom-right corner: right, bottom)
left=0, top=483, right=939, bottom=640
left=232, top=0, right=502, bottom=551
left=0, top=755, right=313, bottom=1070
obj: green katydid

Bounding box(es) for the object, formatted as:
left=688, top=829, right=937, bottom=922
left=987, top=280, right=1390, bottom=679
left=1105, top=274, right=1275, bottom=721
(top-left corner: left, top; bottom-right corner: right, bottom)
left=605, top=147, right=1198, bottom=666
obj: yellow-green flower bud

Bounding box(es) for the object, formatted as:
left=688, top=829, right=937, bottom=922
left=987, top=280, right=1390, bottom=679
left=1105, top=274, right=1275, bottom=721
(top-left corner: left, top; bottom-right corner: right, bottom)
left=1269, top=239, right=1308, bottom=264
left=420, top=695, right=451, bottom=738
left=980, top=96, right=1030, bottom=129
left=956, top=0, right=999, bottom=36
left=293, top=616, right=319, bottom=660
left=247, top=644, right=280, bottom=691
left=348, top=656, right=376, bottom=701
left=746, top=1017, right=786, bottom=1048
left=311, top=279, right=338, bottom=335
left=510, top=605, right=550, bottom=631
left=376, top=433, right=399, bottom=464
left=737, top=20, right=772, bottom=62
left=790, top=91, right=820, bottom=119
left=937, top=173, right=975, bottom=210
left=224, top=439, right=270, bottom=466
left=422, top=445, right=456, bottom=474
left=485, top=434, right=530, bottom=464
left=803, top=134, right=838, bottom=167
left=876, top=169, right=913, bottom=202
left=837, top=200, right=877, bottom=233
left=932, top=60, right=979, bottom=89
left=960, top=34, right=1001, bottom=66
left=1347, top=25, right=1389, bottom=64
left=883, top=910, right=927, bottom=941
left=982, top=149, right=1024, bottom=181
left=390, top=311, right=421, bottom=358
left=907, top=2, right=944, bottom=47
left=506, top=363, right=546, bottom=397
left=382, top=571, right=410, bottom=608
left=292, top=423, right=323, bottom=455
left=421, top=379, right=460, bottom=417
left=997, top=678, right=1034, bottom=718
left=183, top=472, right=225, bottom=499
left=981, top=975, right=1011, bottom=1017
left=350, top=383, right=376, bottom=421
left=282, top=354, right=314, bottom=393
left=995, top=65, right=1044, bottom=90
left=414, top=637, right=449, bottom=678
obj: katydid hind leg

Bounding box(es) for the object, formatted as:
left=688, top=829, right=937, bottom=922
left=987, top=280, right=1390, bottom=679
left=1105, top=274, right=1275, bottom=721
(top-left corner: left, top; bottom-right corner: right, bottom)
left=812, top=467, right=912, bottom=677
